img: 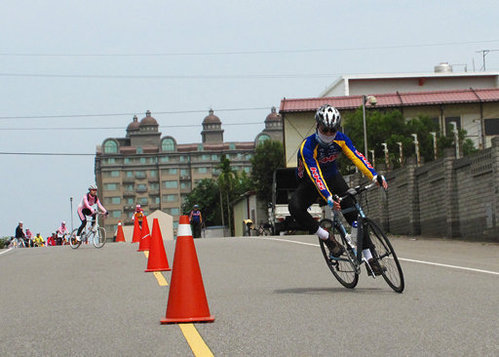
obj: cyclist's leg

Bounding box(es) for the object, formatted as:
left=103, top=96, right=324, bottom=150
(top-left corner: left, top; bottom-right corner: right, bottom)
left=326, top=174, right=357, bottom=224
left=288, top=179, right=320, bottom=234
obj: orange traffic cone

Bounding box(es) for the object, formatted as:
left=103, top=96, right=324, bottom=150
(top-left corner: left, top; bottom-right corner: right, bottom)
left=137, top=217, right=151, bottom=252
left=145, top=218, right=171, bottom=272
left=131, top=218, right=141, bottom=244
left=115, top=221, right=126, bottom=242
left=161, top=215, right=214, bottom=324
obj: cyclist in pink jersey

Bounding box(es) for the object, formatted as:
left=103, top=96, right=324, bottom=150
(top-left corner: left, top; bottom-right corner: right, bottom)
left=76, top=184, right=108, bottom=240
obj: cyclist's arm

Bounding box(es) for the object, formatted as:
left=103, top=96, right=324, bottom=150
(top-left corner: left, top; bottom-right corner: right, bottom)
left=96, top=199, right=107, bottom=214
left=299, top=139, right=333, bottom=201
left=337, top=134, right=377, bottom=180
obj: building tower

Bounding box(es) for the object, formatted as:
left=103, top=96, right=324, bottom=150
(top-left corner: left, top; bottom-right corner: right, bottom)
left=201, top=109, right=224, bottom=143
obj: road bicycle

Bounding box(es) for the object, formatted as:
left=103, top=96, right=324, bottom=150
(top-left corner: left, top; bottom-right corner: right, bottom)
left=318, top=182, right=405, bottom=293
left=69, top=213, right=107, bottom=249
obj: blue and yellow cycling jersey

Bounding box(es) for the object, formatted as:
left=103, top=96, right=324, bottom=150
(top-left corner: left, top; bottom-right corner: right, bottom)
left=296, top=131, right=377, bottom=201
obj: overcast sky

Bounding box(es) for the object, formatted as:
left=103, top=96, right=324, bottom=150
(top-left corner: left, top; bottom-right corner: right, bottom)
left=1, top=0, right=498, bottom=237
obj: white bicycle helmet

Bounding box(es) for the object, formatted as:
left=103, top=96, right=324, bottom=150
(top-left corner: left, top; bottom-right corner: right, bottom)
left=88, top=184, right=97, bottom=190
left=315, top=104, right=341, bottom=130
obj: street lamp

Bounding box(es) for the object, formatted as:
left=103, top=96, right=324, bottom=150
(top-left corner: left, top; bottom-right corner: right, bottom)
left=362, top=95, right=377, bottom=158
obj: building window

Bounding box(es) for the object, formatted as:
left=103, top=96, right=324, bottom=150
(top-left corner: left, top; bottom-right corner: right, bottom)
left=197, top=144, right=203, bottom=151
left=126, top=171, right=133, bottom=177
left=103, top=140, right=118, bottom=154
left=150, top=170, right=158, bottom=177
left=163, top=194, right=177, bottom=202
left=164, top=180, right=178, bottom=189
left=160, top=156, right=169, bottom=163
left=162, top=138, right=175, bottom=152
left=180, top=182, right=191, bottom=189
left=110, top=171, right=120, bottom=177
left=211, top=154, right=219, bottom=161
left=112, top=210, right=121, bottom=218
left=229, top=143, right=236, bottom=150
left=105, top=183, right=118, bottom=191
left=110, top=197, right=121, bottom=205
left=168, top=168, right=177, bottom=175
left=139, top=157, right=146, bottom=164
left=170, top=208, right=180, bottom=215
left=137, top=146, right=143, bottom=154
left=180, top=169, right=189, bottom=176
left=126, top=198, right=134, bottom=204
left=139, top=197, right=148, bottom=205
left=149, top=183, right=159, bottom=190
left=258, top=134, right=271, bottom=145
left=484, top=118, right=499, bottom=135
left=197, top=167, right=207, bottom=174
left=124, top=184, right=134, bottom=191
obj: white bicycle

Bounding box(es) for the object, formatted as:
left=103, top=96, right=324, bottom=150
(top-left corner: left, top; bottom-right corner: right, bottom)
left=69, top=212, right=107, bottom=249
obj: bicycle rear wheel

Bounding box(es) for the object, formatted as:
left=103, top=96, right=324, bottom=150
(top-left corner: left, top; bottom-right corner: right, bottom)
left=69, top=229, right=81, bottom=249
left=364, top=219, right=405, bottom=293
left=92, top=227, right=106, bottom=248
left=319, top=219, right=359, bottom=289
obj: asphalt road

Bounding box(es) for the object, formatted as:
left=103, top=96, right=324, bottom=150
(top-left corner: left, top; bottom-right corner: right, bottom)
left=0, top=235, right=497, bottom=356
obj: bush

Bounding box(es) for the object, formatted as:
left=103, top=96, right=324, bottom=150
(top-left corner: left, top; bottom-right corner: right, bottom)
left=0, top=237, right=10, bottom=249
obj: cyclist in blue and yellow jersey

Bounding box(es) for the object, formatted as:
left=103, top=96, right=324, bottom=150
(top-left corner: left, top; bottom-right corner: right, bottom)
left=289, top=104, right=388, bottom=274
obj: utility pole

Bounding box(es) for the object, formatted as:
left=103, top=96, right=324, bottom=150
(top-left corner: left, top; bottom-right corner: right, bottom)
left=476, top=49, right=499, bottom=71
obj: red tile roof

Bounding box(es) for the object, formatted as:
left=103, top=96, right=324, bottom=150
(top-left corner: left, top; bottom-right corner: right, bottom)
left=279, top=88, right=499, bottom=113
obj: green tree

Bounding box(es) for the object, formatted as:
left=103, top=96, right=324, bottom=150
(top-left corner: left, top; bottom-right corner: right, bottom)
left=342, top=108, right=475, bottom=170
left=182, top=179, right=221, bottom=226
left=250, top=140, right=285, bottom=202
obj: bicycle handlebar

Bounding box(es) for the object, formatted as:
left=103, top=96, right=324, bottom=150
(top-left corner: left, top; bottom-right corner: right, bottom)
left=334, top=182, right=378, bottom=202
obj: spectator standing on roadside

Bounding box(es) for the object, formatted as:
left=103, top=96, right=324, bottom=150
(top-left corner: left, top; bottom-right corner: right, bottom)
left=189, top=204, right=203, bottom=238
left=15, top=221, right=26, bottom=247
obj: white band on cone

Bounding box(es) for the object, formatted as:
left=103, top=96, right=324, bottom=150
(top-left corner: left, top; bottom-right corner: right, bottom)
left=177, top=224, right=192, bottom=237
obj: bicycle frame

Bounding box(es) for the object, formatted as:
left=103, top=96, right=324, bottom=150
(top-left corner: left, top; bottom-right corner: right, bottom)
left=332, top=183, right=376, bottom=273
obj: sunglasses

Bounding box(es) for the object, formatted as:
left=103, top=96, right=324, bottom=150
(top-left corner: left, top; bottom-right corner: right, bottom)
left=319, top=126, right=337, bottom=134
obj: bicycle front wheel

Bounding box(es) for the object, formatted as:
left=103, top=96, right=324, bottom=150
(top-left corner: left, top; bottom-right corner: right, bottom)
left=69, top=229, right=81, bottom=249
left=92, top=227, right=106, bottom=248
left=364, top=219, right=405, bottom=293
left=319, top=219, right=359, bottom=289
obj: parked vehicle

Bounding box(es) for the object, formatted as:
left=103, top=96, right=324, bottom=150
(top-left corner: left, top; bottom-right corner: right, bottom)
left=268, top=168, right=323, bottom=235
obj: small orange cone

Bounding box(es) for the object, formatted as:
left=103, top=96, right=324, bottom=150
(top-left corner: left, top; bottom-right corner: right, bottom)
left=137, top=217, right=151, bottom=252
left=161, top=215, right=214, bottom=324
left=131, top=218, right=141, bottom=243
left=145, top=218, right=171, bottom=272
left=115, top=221, right=126, bottom=242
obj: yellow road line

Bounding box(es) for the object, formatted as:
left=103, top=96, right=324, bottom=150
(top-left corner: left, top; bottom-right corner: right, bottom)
left=179, top=323, right=214, bottom=357
left=141, top=248, right=212, bottom=356
left=143, top=251, right=168, bottom=286
left=153, top=271, right=168, bottom=286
